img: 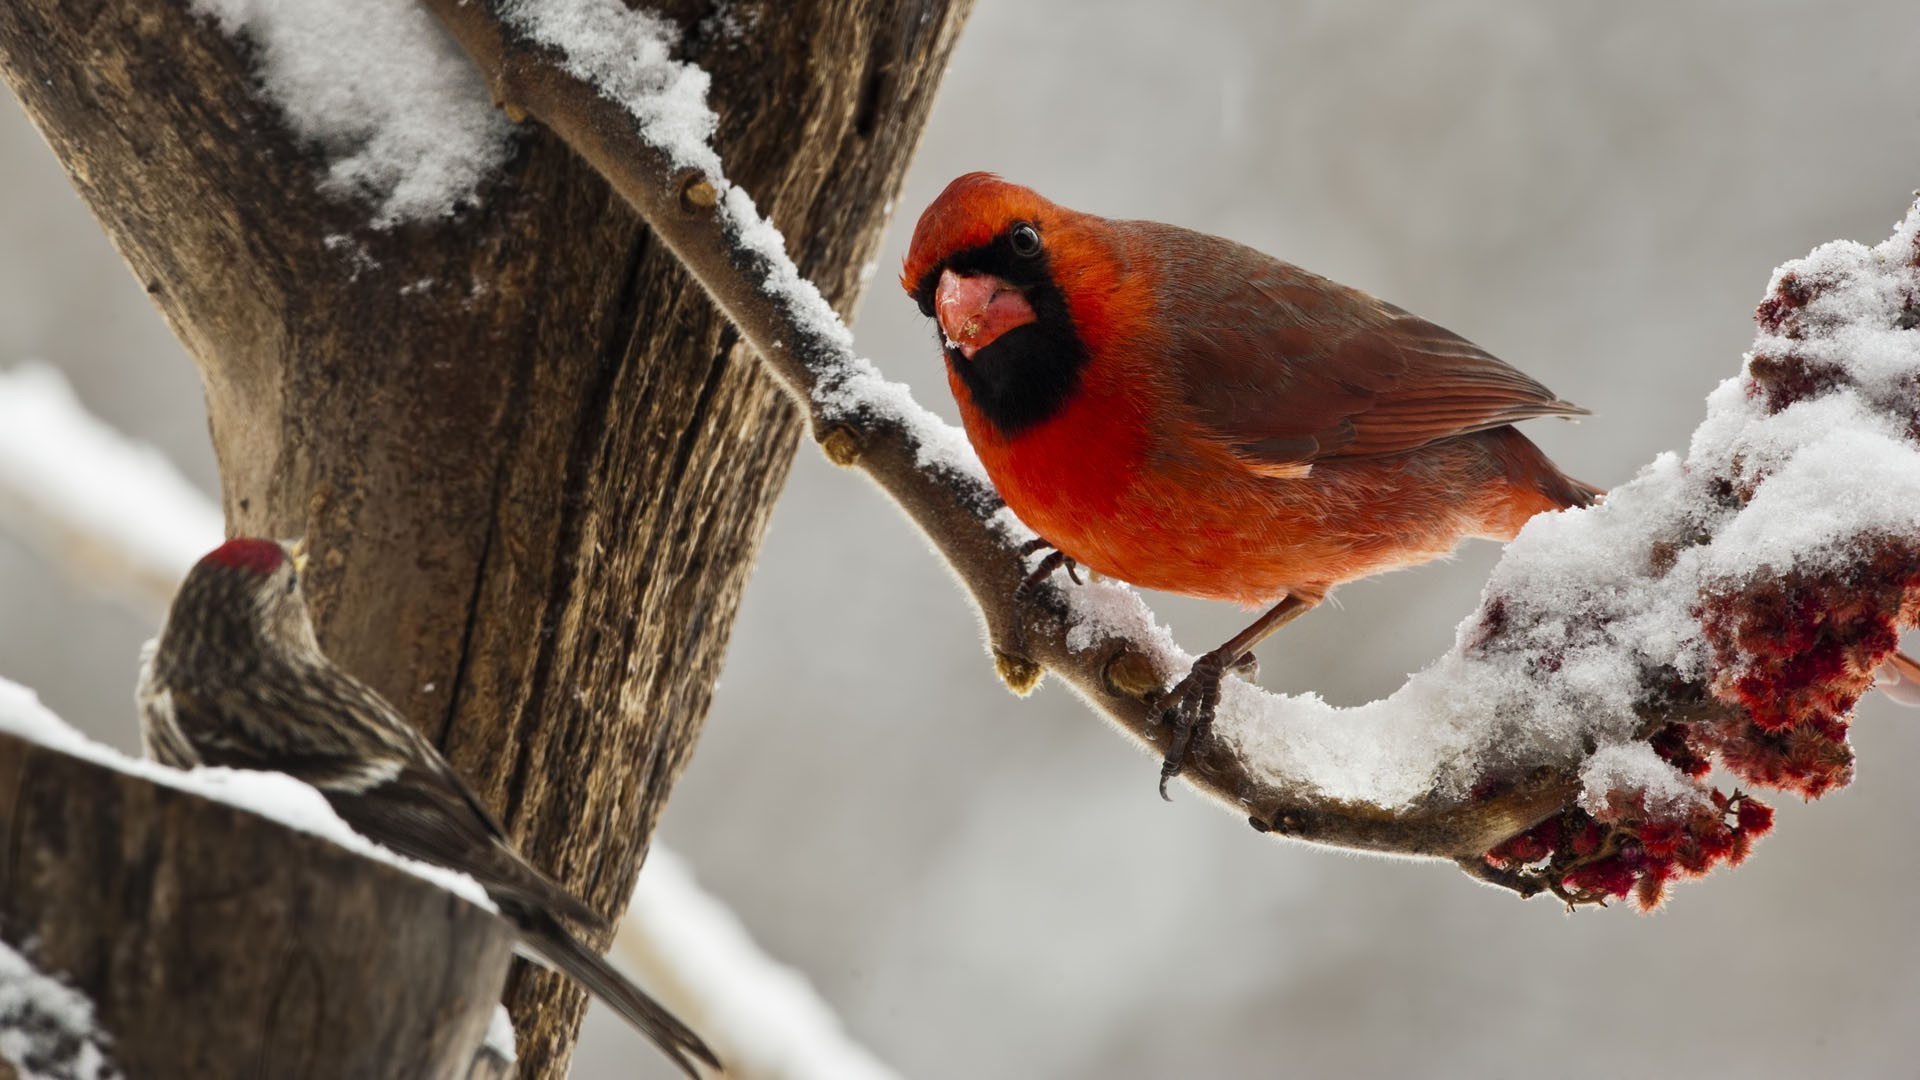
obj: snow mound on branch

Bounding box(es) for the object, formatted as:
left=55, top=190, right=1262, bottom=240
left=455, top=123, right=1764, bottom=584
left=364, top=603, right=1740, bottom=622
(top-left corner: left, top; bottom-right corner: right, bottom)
left=0, top=676, right=494, bottom=912
left=500, top=0, right=718, bottom=176
left=1578, top=743, right=1703, bottom=817
left=0, top=941, right=119, bottom=1080
left=193, top=0, right=514, bottom=224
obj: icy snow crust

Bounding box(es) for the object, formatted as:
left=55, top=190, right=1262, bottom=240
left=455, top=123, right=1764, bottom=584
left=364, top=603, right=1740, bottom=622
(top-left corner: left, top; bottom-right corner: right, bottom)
left=261, top=2, right=1920, bottom=809
left=0, top=942, right=119, bottom=1080
left=0, top=677, right=495, bottom=912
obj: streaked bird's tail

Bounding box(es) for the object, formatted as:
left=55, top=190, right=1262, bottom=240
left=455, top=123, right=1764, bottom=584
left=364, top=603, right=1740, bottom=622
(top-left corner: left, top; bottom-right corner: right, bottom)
left=514, top=907, right=719, bottom=1078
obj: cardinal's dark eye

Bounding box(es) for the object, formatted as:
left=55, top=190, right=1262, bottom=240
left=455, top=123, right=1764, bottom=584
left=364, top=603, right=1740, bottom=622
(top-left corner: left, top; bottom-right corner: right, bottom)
left=1008, top=223, right=1042, bottom=258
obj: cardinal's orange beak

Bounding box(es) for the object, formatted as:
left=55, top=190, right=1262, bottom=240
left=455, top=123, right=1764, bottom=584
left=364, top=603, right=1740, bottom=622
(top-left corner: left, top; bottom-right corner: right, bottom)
left=935, top=269, right=1038, bottom=359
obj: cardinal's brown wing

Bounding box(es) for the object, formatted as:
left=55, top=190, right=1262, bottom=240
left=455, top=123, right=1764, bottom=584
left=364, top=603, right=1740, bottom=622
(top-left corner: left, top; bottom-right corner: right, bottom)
left=1133, top=223, right=1586, bottom=470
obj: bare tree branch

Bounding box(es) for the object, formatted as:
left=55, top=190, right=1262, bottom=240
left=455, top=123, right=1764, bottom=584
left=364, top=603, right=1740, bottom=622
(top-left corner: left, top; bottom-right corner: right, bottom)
left=0, top=363, right=222, bottom=622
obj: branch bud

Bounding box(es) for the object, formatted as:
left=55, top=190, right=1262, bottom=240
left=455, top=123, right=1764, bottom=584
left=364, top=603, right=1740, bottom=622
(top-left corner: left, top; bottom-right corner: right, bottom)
left=676, top=171, right=718, bottom=214
left=993, top=651, right=1043, bottom=696
left=818, top=425, right=863, bottom=467
left=1101, top=648, right=1162, bottom=701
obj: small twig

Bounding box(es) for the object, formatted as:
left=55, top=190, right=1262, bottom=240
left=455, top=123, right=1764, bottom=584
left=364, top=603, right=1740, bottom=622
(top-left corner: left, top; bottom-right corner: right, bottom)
left=0, top=363, right=223, bottom=621
left=1452, top=857, right=1551, bottom=901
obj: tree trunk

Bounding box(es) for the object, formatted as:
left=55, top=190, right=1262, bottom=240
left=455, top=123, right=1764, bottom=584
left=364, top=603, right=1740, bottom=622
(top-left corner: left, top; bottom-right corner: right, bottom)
left=0, top=732, right=517, bottom=1080
left=0, top=0, right=971, bottom=1072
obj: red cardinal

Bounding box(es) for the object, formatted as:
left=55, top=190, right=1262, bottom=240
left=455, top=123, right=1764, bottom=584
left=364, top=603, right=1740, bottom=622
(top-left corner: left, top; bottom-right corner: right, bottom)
left=902, top=173, right=1600, bottom=795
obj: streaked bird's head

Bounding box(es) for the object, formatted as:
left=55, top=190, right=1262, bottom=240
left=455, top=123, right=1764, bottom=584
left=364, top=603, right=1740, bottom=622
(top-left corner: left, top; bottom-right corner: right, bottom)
left=164, top=537, right=320, bottom=664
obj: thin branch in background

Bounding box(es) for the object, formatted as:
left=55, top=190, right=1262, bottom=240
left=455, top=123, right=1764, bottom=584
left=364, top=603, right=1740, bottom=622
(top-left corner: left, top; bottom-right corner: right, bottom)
left=0, top=362, right=223, bottom=621
left=426, top=0, right=1920, bottom=904
left=616, top=849, right=902, bottom=1080
left=191, top=0, right=516, bottom=226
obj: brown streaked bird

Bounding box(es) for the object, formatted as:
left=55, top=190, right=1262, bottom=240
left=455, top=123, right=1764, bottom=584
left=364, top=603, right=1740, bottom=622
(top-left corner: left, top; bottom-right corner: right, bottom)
left=138, top=537, right=718, bottom=1078
left=903, top=173, right=1603, bottom=795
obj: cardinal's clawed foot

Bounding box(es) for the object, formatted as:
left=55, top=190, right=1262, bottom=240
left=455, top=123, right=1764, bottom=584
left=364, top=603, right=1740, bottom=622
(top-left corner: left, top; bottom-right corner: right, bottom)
left=1010, top=537, right=1082, bottom=658
left=1156, top=645, right=1243, bottom=800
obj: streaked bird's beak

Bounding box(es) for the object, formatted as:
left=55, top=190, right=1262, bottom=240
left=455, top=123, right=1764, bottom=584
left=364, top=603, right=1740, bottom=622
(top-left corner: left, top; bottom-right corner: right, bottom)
left=286, top=537, right=310, bottom=575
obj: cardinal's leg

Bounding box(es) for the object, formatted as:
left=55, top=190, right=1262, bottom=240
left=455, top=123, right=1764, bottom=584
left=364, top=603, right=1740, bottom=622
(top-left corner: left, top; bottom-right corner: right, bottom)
left=1158, top=588, right=1325, bottom=799
left=1009, top=537, right=1082, bottom=657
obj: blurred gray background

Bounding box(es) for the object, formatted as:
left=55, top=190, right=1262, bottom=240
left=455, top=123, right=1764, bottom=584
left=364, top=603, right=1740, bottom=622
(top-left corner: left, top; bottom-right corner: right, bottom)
left=6, top=2, right=1920, bottom=1077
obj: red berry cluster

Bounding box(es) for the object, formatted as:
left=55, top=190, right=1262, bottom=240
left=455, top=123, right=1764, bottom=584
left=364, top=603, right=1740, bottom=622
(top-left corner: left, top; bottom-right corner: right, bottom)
left=1485, top=784, right=1775, bottom=911
left=1752, top=269, right=1816, bottom=337
left=1707, top=241, right=1920, bottom=798
left=1699, top=541, right=1920, bottom=797
left=1479, top=230, right=1919, bottom=908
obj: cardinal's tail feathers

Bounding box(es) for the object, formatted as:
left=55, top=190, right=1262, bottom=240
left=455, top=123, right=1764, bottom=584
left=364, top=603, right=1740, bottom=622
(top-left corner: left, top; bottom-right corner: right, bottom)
left=1563, top=475, right=1605, bottom=508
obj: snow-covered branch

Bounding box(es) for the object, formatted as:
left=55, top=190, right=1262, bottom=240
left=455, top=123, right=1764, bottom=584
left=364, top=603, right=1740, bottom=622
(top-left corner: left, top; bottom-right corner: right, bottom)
left=427, top=0, right=1920, bottom=904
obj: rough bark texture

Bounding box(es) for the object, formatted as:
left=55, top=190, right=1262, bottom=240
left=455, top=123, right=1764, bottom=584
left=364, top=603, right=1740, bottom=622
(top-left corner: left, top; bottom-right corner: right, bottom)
left=0, top=0, right=970, bottom=1073
left=0, top=732, right=515, bottom=1080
